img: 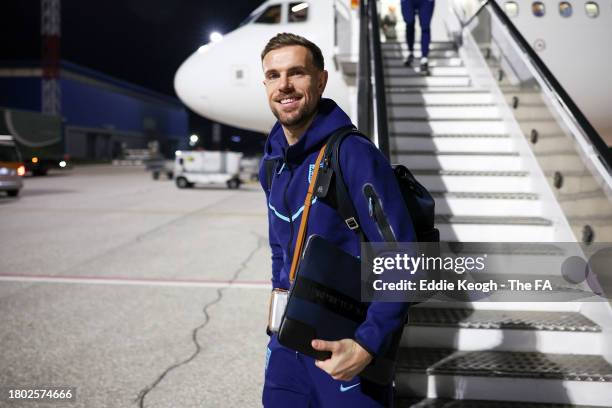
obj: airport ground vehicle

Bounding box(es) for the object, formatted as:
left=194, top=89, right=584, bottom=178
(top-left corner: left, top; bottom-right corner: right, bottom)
left=0, top=108, right=69, bottom=176
left=145, top=155, right=174, bottom=180
left=174, top=150, right=242, bottom=189
left=0, top=135, right=25, bottom=197
left=240, top=155, right=262, bottom=181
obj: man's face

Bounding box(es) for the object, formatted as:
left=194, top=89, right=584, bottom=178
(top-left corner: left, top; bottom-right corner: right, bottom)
left=262, top=45, right=328, bottom=129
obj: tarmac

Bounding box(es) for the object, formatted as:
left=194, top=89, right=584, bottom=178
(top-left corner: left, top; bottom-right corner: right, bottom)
left=0, top=165, right=271, bottom=407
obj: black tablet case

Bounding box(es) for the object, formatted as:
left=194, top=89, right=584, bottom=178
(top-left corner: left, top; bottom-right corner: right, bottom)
left=277, top=234, right=398, bottom=385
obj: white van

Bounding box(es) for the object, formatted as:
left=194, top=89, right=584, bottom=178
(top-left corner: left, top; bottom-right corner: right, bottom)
left=0, top=135, right=25, bottom=197
left=174, top=150, right=243, bottom=189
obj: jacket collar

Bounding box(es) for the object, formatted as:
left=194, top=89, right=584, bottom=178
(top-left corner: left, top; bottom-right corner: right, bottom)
left=263, top=98, right=353, bottom=163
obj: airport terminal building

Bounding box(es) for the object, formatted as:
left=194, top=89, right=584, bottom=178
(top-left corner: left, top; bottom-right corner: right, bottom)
left=0, top=60, right=188, bottom=161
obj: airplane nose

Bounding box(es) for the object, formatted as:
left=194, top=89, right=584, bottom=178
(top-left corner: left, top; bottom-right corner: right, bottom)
left=174, top=51, right=210, bottom=114
left=173, top=32, right=276, bottom=133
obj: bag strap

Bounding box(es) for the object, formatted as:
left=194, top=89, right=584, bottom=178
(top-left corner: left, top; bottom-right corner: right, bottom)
left=287, top=125, right=399, bottom=282
left=326, top=127, right=369, bottom=242
left=326, top=128, right=398, bottom=244
left=288, top=144, right=328, bottom=283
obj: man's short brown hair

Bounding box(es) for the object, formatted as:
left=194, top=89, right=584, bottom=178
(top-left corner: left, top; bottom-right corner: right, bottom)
left=261, top=33, right=324, bottom=70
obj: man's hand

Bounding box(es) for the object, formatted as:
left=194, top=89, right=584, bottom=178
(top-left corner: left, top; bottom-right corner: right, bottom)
left=311, top=338, right=373, bottom=381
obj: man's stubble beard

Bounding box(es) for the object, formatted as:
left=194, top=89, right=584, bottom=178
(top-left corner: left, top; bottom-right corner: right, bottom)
left=272, top=97, right=319, bottom=129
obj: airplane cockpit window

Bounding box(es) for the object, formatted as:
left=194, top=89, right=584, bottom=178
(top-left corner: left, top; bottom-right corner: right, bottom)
left=584, top=1, right=599, bottom=18
left=559, top=2, right=572, bottom=17
left=532, top=2, right=545, bottom=17
left=255, top=4, right=282, bottom=24
left=504, top=1, right=519, bottom=17
left=239, top=12, right=259, bottom=27
left=289, top=2, right=309, bottom=22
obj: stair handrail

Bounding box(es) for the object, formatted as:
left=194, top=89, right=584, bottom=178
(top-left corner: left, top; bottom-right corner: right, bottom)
left=368, top=0, right=390, bottom=159
left=357, top=0, right=390, bottom=159
left=357, top=0, right=371, bottom=136
left=454, top=0, right=612, bottom=175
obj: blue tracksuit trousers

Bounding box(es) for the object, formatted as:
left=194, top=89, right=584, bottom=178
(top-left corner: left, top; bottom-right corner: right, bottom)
left=263, top=334, right=393, bottom=407
left=401, top=0, right=435, bottom=58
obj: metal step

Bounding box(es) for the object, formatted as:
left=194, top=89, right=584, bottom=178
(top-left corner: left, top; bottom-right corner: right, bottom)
left=392, top=152, right=523, bottom=172
left=384, top=58, right=464, bottom=67
left=387, top=86, right=486, bottom=93
left=389, top=106, right=501, bottom=120
left=395, top=348, right=612, bottom=406
left=381, top=42, right=457, bottom=51
left=390, top=120, right=507, bottom=135
left=436, top=215, right=555, bottom=242
left=411, top=169, right=529, bottom=176
left=387, top=92, right=494, bottom=105
left=437, top=223, right=555, bottom=242
left=383, top=56, right=463, bottom=69
left=388, top=87, right=484, bottom=94
left=390, top=135, right=514, bottom=153
left=401, top=308, right=602, bottom=354
left=387, top=76, right=472, bottom=87
left=395, top=397, right=603, bottom=407
left=410, top=171, right=534, bottom=194
left=435, top=215, right=551, bottom=226
left=432, top=194, right=543, bottom=217
left=432, top=191, right=538, bottom=199
left=385, top=66, right=469, bottom=77
left=407, top=308, right=600, bottom=332
left=392, top=133, right=511, bottom=138
left=383, top=49, right=459, bottom=58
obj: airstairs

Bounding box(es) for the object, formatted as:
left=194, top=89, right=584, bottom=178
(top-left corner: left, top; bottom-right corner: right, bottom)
left=384, top=42, right=559, bottom=242
left=353, top=1, right=612, bottom=406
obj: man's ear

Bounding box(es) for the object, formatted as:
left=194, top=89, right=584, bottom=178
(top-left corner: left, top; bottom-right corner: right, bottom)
left=318, top=70, right=329, bottom=95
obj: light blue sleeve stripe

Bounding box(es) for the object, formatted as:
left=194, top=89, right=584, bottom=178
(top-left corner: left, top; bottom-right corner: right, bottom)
left=265, top=346, right=272, bottom=372
left=268, top=197, right=318, bottom=223
left=268, top=202, right=291, bottom=222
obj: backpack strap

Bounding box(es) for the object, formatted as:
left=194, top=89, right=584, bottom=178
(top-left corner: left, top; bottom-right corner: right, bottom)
left=323, top=126, right=397, bottom=244
left=314, top=127, right=368, bottom=243
left=331, top=131, right=367, bottom=240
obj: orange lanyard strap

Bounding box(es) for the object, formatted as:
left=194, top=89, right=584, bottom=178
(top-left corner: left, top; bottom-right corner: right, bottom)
left=289, top=144, right=328, bottom=283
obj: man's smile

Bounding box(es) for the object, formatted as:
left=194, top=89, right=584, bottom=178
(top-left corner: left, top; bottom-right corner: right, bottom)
left=277, top=96, right=302, bottom=110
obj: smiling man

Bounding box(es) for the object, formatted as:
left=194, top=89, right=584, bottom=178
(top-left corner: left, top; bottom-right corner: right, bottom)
left=259, top=33, right=415, bottom=408
left=262, top=36, right=327, bottom=145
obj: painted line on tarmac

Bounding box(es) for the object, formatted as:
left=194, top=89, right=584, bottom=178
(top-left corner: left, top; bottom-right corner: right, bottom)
left=0, top=274, right=271, bottom=289
left=7, top=208, right=267, bottom=217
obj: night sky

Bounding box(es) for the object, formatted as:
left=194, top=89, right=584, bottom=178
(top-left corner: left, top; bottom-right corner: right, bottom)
left=0, top=0, right=267, bottom=151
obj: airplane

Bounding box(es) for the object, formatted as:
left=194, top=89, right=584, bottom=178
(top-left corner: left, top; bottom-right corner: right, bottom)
left=174, top=0, right=612, bottom=146
left=173, top=1, right=612, bottom=407
left=174, top=1, right=612, bottom=406
left=174, top=0, right=356, bottom=134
